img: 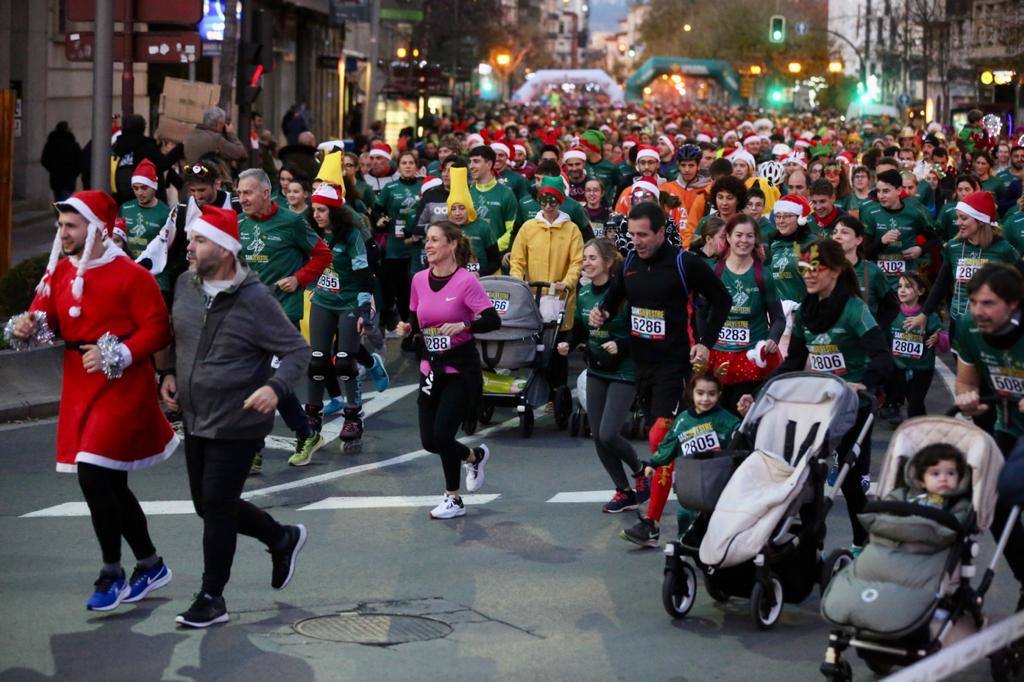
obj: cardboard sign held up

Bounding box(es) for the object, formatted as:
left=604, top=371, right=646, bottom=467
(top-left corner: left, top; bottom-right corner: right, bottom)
left=159, top=77, right=221, bottom=126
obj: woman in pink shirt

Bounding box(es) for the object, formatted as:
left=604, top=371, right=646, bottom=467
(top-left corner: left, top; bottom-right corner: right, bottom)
left=398, top=221, right=501, bottom=519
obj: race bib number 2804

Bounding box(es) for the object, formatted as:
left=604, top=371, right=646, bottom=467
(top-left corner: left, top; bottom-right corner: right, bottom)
left=630, top=306, right=666, bottom=340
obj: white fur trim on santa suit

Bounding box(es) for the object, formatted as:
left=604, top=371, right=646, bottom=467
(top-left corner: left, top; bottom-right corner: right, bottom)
left=956, top=200, right=994, bottom=224
left=774, top=200, right=806, bottom=216
left=187, top=217, right=243, bottom=254
left=632, top=180, right=660, bottom=197
left=56, top=431, right=180, bottom=473
left=636, top=148, right=660, bottom=162
left=490, top=142, right=510, bottom=157
left=563, top=150, right=587, bottom=162
left=130, top=174, right=158, bottom=190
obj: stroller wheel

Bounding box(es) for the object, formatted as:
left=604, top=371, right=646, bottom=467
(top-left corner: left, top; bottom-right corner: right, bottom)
left=553, top=386, right=572, bottom=429
left=519, top=409, right=535, bottom=438
left=819, top=549, right=855, bottom=595
left=462, top=411, right=478, bottom=436
left=704, top=575, right=730, bottom=603
left=661, top=560, right=698, bottom=619
left=820, top=659, right=853, bottom=682
left=862, top=655, right=893, bottom=676
left=479, top=404, right=495, bottom=425
left=991, top=637, right=1024, bottom=682
left=750, top=576, right=784, bottom=630
left=569, top=409, right=581, bottom=437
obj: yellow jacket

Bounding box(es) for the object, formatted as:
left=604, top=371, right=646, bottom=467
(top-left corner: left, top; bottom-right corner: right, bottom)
left=510, top=210, right=584, bottom=331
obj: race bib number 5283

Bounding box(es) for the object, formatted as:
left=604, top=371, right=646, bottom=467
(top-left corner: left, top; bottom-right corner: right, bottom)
left=630, top=306, right=666, bottom=340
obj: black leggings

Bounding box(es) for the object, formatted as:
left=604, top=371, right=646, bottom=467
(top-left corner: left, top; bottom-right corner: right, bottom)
left=184, top=434, right=285, bottom=597
left=889, top=368, right=935, bottom=417
left=838, top=404, right=873, bottom=547
left=77, top=463, right=156, bottom=565
left=381, top=258, right=411, bottom=325
left=418, top=369, right=481, bottom=492
left=308, top=304, right=363, bottom=407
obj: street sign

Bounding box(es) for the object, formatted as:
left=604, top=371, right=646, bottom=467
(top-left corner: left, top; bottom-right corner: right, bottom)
left=65, top=32, right=202, bottom=64
left=898, top=93, right=911, bottom=107
left=329, top=0, right=370, bottom=24
left=66, top=0, right=202, bottom=24
left=795, top=21, right=808, bottom=35
left=380, top=0, right=423, bottom=23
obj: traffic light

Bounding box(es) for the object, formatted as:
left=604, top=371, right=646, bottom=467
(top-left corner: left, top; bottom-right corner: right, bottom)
left=239, top=9, right=274, bottom=105
left=769, top=87, right=784, bottom=104
left=769, top=15, right=785, bottom=43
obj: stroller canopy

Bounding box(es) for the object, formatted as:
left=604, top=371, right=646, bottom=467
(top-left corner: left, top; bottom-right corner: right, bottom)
left=474, top=276, right=543, bottom=342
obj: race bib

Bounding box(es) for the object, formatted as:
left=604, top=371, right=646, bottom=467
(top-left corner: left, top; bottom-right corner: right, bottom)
left=630, top=306, right=666, bottom=340
left=955, top=258, right=985, bottom=283
left=808, top=344, right=847, bottom=374
left=718, top=321, right=750, bottom=346
left=990, top=367, right=1024, bottom=398
left=489, top=292, right=511, bottom=314
left=592, top=224, right=605, bottom=238
left=680, top=428, right=721, bottom=456
left=891, top=332, right=923, bottom=359
left=466, top=261, right=480, bottom=273
left=423, top=329, right=452, bottom=353
left=317, top=270, right=340, bottom=293
left=878, top=257, right=906, bottom=275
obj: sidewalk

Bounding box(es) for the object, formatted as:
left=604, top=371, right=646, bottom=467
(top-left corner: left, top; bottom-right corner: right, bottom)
left=11, top=200, right=56, bottom=265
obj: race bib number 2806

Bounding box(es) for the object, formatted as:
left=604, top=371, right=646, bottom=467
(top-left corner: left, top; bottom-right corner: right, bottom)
left=808, top=344, right=847, bottom=374
left=631, top=306, right=666, bottom=340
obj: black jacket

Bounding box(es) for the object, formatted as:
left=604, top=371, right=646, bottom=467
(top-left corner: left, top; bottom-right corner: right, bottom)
left=41, top=129, right=82, bottom=191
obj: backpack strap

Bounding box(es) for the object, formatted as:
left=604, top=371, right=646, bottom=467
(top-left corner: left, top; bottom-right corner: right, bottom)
left=675, top=250, right=689, bottom=296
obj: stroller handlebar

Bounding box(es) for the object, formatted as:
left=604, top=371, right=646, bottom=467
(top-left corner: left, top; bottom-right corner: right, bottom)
left=944, top=395, right=1001, bottom=418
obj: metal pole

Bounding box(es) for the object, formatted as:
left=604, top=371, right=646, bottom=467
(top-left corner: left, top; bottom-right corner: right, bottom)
left=122, top=0, right=134, bottom=115
left=236, top=0, right=253, bottom=170
left=363, top=0, right=379, bottom=136
left=92, top=0, right=114, bottom=192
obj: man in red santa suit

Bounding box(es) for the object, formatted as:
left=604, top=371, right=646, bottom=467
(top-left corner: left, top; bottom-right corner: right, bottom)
left=5, top=190, right=178, bottom=612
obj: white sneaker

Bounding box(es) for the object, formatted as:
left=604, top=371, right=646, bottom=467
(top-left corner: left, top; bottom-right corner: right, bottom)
left=429, top=495, right=466, bottom=519
left=464, top=444, right=490, bottom=493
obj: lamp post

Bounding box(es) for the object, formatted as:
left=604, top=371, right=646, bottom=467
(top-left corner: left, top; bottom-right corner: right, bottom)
left=563, top=11, right=579, bottom=69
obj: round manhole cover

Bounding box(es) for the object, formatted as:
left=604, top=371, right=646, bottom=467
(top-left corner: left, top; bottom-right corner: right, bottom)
left=293, top=613, right=453, bottom=644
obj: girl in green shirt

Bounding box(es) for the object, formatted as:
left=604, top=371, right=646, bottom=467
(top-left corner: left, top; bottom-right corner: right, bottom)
left=888, top=273, right=941, bottom=422
left=832, top=215, right=899, bottom=328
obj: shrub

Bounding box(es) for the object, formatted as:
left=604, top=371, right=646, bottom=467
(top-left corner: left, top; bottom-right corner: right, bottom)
left=0, top=255, right=48, bottom=317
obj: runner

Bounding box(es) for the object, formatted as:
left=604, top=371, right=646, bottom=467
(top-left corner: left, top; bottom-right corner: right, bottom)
left=6, top=190, right=177, bottom=611
left=591, top=202, right=732, bottom=548
left=768, top=193, right=818, bottom=350
left=579, top=129, right=622, bottom=205
left=659, top=144, right=710, bottom=247
left=117, top=159, right=170, bottom=257
left=936, top=174, right=981, bottom=241
left=862, top=169, right=937, bottom=284
left=161, top=205, right=309, bottom=628
left=887, top=272, right=941, bottom=422
left=468, top=145, right=519, bottom=252
left=738, top=238, right=894, bottom=555
left=446, top=166, right=499, bottom=276
left=807, top=179, right=848, bottom=238
left=373, top=150, right=422, bottom=327
left=557, top=238, right=648, bottom=513
left=491, top=141, right=531, bottom=201
left=831, top=214, right=899, bottom=325
left=396, top=221, right=500, bottom=519
left=582, top=178, right=611, bottom=238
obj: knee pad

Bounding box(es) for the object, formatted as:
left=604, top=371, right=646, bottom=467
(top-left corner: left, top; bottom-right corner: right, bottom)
left=648, top=417, right=674, bottom=453
left=309, top=351, right=331, bottom=382
left=335, top=351, right=359, bottom=381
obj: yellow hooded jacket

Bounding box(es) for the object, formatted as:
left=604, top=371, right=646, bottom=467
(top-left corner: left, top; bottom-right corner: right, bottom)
left=510, top=208, right=584, bottom=331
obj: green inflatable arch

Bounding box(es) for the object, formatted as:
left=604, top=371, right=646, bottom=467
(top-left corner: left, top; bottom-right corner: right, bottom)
left=624, top=57, right=742, bottom=104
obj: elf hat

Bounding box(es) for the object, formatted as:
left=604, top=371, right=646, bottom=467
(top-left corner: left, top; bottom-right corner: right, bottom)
left=40, top=190, right=120, bottom=317
left=130, top=158, right=159, bottom=190
left=446, top=166, right=477, bottom=222
left=316, top=150, right=345, bottom=186
left=957, top=190, right=998, bottom=225
left=311, top=183, right=345, bottom=209
left=186, top=204, right=242, bottom=255
left=538, top=176, right=566, bottom=204
left=774, top=194, right=812, bottom=224
left=635, top=145, right=660, bottom=162
left=578, top=129, right=605, bottom=154
left=369, top=142, right=392, bottom=159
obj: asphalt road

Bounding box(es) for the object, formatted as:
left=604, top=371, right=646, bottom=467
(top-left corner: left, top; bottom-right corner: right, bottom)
left=0, top=355, right=1018, bottom=681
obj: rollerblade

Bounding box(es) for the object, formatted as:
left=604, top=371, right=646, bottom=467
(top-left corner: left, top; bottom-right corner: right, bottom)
left=339, top=406, right=363, bottom=452
left=304, top=402, right=323, bottom=432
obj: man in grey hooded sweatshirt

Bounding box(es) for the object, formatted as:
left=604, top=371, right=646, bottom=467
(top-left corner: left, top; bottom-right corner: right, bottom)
left=158, top=204, right=310, bottom=628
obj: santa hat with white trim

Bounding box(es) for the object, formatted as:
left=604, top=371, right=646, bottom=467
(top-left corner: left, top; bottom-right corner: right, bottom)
left=657, top=134, right=675, bottom=154
left=774, top=194, right=812, bottom=225
left=109, top=216, right=129, bottom=244
left=490, top=141, right=511, bottom=158
left=465, top=133, right=485, bottom=149
left=631, top=179, right=660, bottom=198
left=419, top=175, right=443, bottom=196
left=782, top=152, right=807, bottom=169
left=957, top=191, right=998, bottom=225
left=742, top=133, right=760, bottom=150
left=39, top=190, right=119, bottom=318
left=311, top=183, right=346, bottom=208
left=130, top=158, right=159, bottom=190
left=186, top=204, right=243, bottom=256
left=368, top=141, right=392, bottom=159
left=635, top=145, right=660, bottom=163
left=563, top=148, right=587, bottom=163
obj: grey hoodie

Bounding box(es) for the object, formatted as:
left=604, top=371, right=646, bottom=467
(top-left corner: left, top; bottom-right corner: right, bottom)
left=171, top=266, right=310, bottom=439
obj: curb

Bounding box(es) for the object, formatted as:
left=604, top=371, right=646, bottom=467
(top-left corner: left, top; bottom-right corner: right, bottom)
left=0, top=344, right=64, bottom=423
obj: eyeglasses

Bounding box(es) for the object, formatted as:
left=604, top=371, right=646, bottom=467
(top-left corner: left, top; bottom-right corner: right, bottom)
left=538, top=195, right=561, bottom=205
left=797, top=262, right=829, bottom=275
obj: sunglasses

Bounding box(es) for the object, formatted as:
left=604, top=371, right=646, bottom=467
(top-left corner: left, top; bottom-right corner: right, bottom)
left=797, top=262, right=830, bottom=275
left=538, top=195, right=561, bottom=205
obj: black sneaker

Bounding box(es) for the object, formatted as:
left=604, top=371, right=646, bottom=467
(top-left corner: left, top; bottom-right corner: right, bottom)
left=175, top=592, right=229, bottom=628
left=270, top=524, right=307, bottom=590
left=620, top=516, right=660, bottom=548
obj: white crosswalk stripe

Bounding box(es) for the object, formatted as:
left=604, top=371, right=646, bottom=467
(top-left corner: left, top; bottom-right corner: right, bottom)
left=298, top=494, right=501, bottom=511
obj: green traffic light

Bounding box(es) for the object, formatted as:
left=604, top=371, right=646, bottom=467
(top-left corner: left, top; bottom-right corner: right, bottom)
left=772, top=30, right=782, bottom=41
left=771, top=90, right=783, bottom=103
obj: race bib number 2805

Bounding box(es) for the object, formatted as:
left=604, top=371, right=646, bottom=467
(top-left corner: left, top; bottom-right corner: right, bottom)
left=631, top=306, right=666, bottom=340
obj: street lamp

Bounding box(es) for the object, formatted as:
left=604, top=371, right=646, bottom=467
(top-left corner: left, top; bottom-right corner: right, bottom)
left=749, top=65, right=763, bottom=75
left=683, top=24, right=692, bottom=32
left=495, top=52, right=511, bottom=67
left=396, top=47, right=407, bottom=59
left=828, top=61, right=843, bottom=74
left=788, top=62, right=802, bottom=74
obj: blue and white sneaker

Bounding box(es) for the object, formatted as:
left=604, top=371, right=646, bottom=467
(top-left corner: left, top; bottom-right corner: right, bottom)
left=369, top=353, right=390, bottom=393
left=86, top=570, right=130, bottom=611
left=122, top=559, right=172, bottom=603
left=323, top=397, right=345, bottom=417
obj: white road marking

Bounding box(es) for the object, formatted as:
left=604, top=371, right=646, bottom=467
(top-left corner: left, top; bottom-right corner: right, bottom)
left=547, top=490, right=675, bottom=504
left=298, top=494, right=500, bottom=511
left=263, top=383, right=419, bottom=451
left=936, top=357, right=957, bottom=398
left=22, top=500, right=196, bottom=518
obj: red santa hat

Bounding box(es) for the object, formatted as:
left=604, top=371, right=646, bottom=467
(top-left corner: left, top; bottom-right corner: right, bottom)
left=419, top=175, right=443, bottom=196
left=490, top=141, right=511, bottom=158
left=635, top=145, right=660, bottom=162
left=513, top=142, right=528, bottom=157
left=369, top=142, right=392, bottom=159
left=657, top=134, right=675, bottom=154
left=465, top=133, right=485, bottom=149
left=39, top=191, right=119, bottom=318
left=311, top=183, right=345, bottom=208
left=110, top=216, right=129, bottom=244
left=631, top=179, right=660, bottom=198
left=563, top=148, right=587, bottom=163
left=622, top=135, right=639, bottom=150
left=742, top=133, right=760, bottom=149
left=793, top=139, right=811, bottom=150
left=186, top=204, right=242, bottom=255
left=130, top=158, right=159, bottom=190
left=773, top=194, right=812, bottom=225
left=782, top=152, right=807, bottom=168
left=695, top=132, right=712, bottom=144
left=957, top=191, right=998, bottom=225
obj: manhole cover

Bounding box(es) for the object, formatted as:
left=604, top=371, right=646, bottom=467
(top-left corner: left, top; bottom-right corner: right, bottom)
left=293, top=613, right=453, bottom=644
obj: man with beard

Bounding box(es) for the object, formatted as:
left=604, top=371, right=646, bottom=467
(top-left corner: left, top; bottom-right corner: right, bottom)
left=563, top=148, right=589, bottom=204
left=491, top=142, right=530, bottom=201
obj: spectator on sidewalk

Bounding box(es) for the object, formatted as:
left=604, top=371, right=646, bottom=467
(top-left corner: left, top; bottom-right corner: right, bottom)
left=184, top=106, right=248, bottom=167
left=40, top=121, right=82, bottom=202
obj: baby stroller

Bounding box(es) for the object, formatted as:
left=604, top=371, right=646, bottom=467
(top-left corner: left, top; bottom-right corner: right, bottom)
left=819, top=415, right=1016, bottom=680
left=463, top=276, right=570, bottom=438
left=661, top=372, right=872, bottom=629
left=568, top=369, right=647, bottom=440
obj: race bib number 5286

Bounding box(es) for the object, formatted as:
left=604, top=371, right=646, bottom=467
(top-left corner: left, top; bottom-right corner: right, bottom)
left=630, top=306, right=666, bottom=340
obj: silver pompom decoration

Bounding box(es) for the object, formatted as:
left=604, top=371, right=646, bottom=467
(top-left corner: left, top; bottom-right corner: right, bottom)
left=96, top=331, right=126, bottom=380
left=983, top=114, right=1003, bottom=139
left=3, top=312, right=55, bottom=351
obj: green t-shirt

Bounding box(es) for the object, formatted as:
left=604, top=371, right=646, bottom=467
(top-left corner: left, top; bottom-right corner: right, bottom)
left=470, top=180, right=519, bottom=251
left=890, top=309, right=940, bottom=371
left=498, top=168, right=531, bottom=201
left=238, top=207, right=320, bottom=321
left=311, top=227, right=370, bottom=311
left=916, top=181, right=936, bottom=215
left=938, top=202, right=960, bottom=242
left=375, top=178, right=421, bottom=260
left=714, top=263, right=778, bottom=352
left=118, top=199, right=170, bottom=254
left=587, top=158, right=622, bottom=204
left=651, top=406, right=739, bottom=467
left=575, top=280, right=635, bottom=382
left=1003, top=207, right=1024, bottom=256
left=839, top=193, right=871, bottom=215
left=853, top=259, right=892, bottom=319
left=982, top=174, right=1007, bottom=201
left=862, top=201, right=932, bottom=283
left=941, top=237, right=1020, bottom=320
left=757, top=217, right=775, bottom=243
left=463, top=218, right=499, bottom=276
left=793, top=296, right=878, bottom=383
left=955, top=310, right=1024, bottom=437
left=768, top=234, right=817, bottom=302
